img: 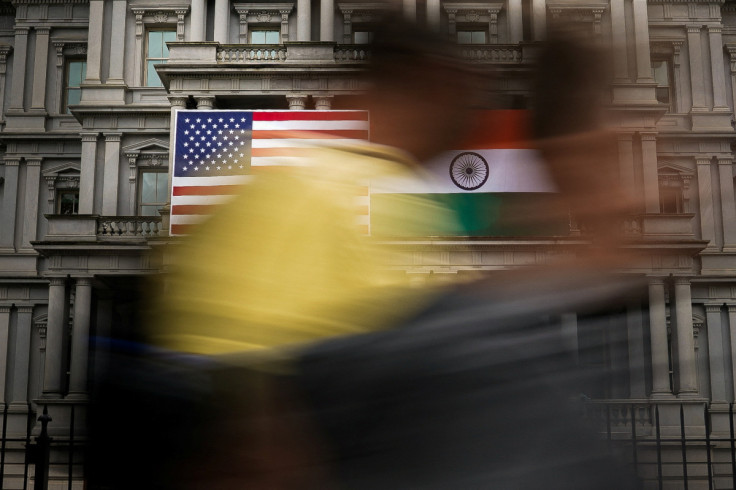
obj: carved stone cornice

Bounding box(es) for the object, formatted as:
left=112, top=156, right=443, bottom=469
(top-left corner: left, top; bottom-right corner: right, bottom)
left=649, top=0, right=723, bottom=4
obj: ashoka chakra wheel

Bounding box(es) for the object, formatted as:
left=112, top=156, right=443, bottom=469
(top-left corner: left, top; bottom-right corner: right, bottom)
left=449, top=151, right=489, bottom=191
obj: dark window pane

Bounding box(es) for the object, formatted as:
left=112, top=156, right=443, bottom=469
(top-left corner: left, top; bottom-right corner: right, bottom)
left=148, top=30, right=163, bottom=58
left=156, top=172, right=168, bottom=201
left=457, top=31, right=471, bottom=44
left=471, top=31, right=486, bottom=44
left=354, top=31, right=373, bottom=44
left=251, top=31, right=265, bottom=44
left=58, top=191, right=79, bottom=215
left=162, top=30, right=176, bottom=57
left=147, top=60, right=163, bottom=87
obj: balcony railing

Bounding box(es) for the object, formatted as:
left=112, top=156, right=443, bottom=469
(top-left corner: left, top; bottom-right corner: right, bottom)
left=43, top=214, right=164, bottom=242
left=97, top=216, right=164, bottom=238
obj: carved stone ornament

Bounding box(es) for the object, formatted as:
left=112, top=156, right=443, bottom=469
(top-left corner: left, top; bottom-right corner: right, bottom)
left=257, top=11, right=271, bottom=21
left=153, top=12, right=170, bottom=23
left=465, top=10, right=480, bottom=21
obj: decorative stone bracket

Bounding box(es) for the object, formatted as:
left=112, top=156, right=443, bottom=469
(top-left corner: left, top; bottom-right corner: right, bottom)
left=442, top=2, right=503, bottom=42
left=547, top=3, right=607, bottom=35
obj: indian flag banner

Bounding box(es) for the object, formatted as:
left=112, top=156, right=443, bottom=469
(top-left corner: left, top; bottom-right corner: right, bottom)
left=369, top=110, right=569, bottom=237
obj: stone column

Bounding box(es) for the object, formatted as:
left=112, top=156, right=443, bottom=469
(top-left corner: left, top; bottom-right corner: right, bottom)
left=697, top=158, right=717, bottom=250
left=214, top=0, right=230, bottom=44
left=68, top=278, right=92, bottom=398
left=21, top=158, right=41, bottom=249
left=79, top=133, right=99, bottom=214
left=719, top=158, right=736, bottom=251
left=640, top=132, right=660, bottom=214
left=0, top=306, right=9, bottom=403
left=30, top=27, right=49, bottom=111
left=86, top=0, right=104, bottom=84
left=107, top=0, right=127, bottom=85
left=297, top=0, right=311, bottom=41
left=632, top=0, right=653, bottom=82
left=728, top=305, right=736, bottom=400
left=708, top=26, right=728, bottom=111
left=610, top=0, right=628, bottom=80
left=320, top=0, right=334, bottom=41
left=8, top=27, right=29, bottom=110
left=9, top=306, right=32, bottom=408
left=314, top=95, right=332, bottom=110
left=649, top=278, right=672, bottom=397
left=42, top=278, right=67, bottom=398
left=507, top=0, right=523, bottom=43
left=189, top=0, right=206, bottom=41
left=674, top=278, right=698, bottom=397
left=618, top=133, right=637, bottom=210
left=427, top=0, right=441, bottom=31
left=102, top=133, right=122, bottom=216
left=687, top=26, right=706, bottom=110
left=627, top=303, right=647, bottom=398
left=0, top=158, right=19, bottom=250
left=165, top=96, right=188, bottom=235
left=0, top=45, right=12, bottom=123
left=672, top=41, right=683, bottom=113
left=705, top=304, right=727, bottom=404
left=403, top=0, right=416, bottom=21
left=287, top=94, right=308, bottom=110
left=531, top=0, right=545, bottom=40
left=195, top=96, right=214, bottom=109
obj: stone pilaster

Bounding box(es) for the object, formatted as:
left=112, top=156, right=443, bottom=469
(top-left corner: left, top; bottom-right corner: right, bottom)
left=507, top=0, right=523, bottom=43
left=427, top=0, right=441, bottom=31
left=30, top=27, right=49, bottom=111
left=321, top=0, right=335, bottom=40
left=718, top=158, right=736, bottom=251
left=649, top=278, right=672, bottom=397
left=9, top=306, right=32, bottom=408
left=0, top=45, right=12, bottom=124
left=42, top=278, right=67, bottom=398
left=8, top=27, right=29, bottom=110
left=102, top=133, right=122, bottom=216
left=21, top=158, right=41, bottom=249
left=85, top=0, right=104, bottom=84
left=297, top=0, right=311, bottom=41
left=214, top=0, right=230, bottom=43
left=674, top=278, right=698, bottom=397
left=0, top=158, right=20, bottom=250
left=0, top=306, right=9, bottom=403
left=617, top=132, right=637, bottom=210
left=640, top=132, right=660, bottom=214
left=728, top=305, right=736, bottom=401
left=68, top=278, right=92, bottom=398
left=531, top=0, right=545, bottom=40
left=164, top=96, right=189, bottom=235
left=107, top=0, right=127, bottom=85
left=705, top=304, right=727, bottom=404
left=610, top=0, right=628, bottom=80
left=627, top=303, right=646, bottom=398
left=697, top=158, right=718, bottom=251
left=189, top=0, right=206, bottom=41
left=687, top=25, right=706, bottom=110
left=79, top=132, right=99, bottom=214
left=632, top=0, right=653, bottom=82
left=708, top=26, right=728, bottom=111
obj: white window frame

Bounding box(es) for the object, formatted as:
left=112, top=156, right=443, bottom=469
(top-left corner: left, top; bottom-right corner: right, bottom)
left=132, top=6, right=189, bottom=87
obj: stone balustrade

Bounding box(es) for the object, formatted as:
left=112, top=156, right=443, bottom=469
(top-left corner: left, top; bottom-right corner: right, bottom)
left=97, top=216, right=163, bottom=238
left=334, top=45, right=370, bottom=62
left=458, top=45, right=522, bottom=63
left=217, top=45, right=287, bottom=62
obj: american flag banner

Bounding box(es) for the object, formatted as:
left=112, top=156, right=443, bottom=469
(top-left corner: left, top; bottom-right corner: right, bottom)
left=170, top=110, right=370, bottom=236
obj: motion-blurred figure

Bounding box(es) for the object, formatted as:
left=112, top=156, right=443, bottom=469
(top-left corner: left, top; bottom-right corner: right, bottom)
left=88, top=19, right=643, bottom=490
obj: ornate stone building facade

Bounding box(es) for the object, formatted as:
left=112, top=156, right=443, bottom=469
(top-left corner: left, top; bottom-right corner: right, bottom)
left=0, top=0, right=736, bottom=487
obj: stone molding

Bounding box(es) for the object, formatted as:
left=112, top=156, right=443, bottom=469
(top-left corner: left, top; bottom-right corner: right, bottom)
left=337, top=2, right=388, bottom=43
left=234, top=3, right=295, bottom=43
left=547, top=3, right=606, bottom=34
left=442, top=2, right=503, bottom=41
left=132, top=5, right=189, bottom=86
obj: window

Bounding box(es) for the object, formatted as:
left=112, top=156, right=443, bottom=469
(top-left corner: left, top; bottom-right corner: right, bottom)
left=457, top=30, right=487, bottom=44
left=659, top=186, right=682, bottom=213
left=64, top=60, right=86, bottom=113
left=651, top=60, right=672, bottom=107
left=138, top=170, right=168, bottom=216
left=57, top=189, right=79, bottom=215
left=353, top=31, right=373, bottom=44
left=146, top=30, right=176, bottom=87
left=250, top=29, right=280, bottom=44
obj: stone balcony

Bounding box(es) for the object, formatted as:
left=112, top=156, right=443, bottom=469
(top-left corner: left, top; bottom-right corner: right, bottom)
left=42, top=215, right=164, bottom=243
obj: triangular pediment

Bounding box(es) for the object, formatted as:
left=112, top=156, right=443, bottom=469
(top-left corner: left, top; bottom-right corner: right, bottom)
left=121, top=138, right=169, bottom=155
left=43, top=162, right=80, bottom=176
left=658, top=162, right=693, bottom=176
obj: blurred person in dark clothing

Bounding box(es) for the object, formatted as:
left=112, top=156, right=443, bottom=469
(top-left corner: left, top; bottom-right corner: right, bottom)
left=87, top=20, right=643, bottom=490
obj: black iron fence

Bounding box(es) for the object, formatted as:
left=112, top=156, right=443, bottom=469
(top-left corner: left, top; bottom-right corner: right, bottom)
left=0, top=403, right=82, bottom=490
left=584, top=401, right=736, bottom=490
left=4, top=400, right=736, bottom=489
